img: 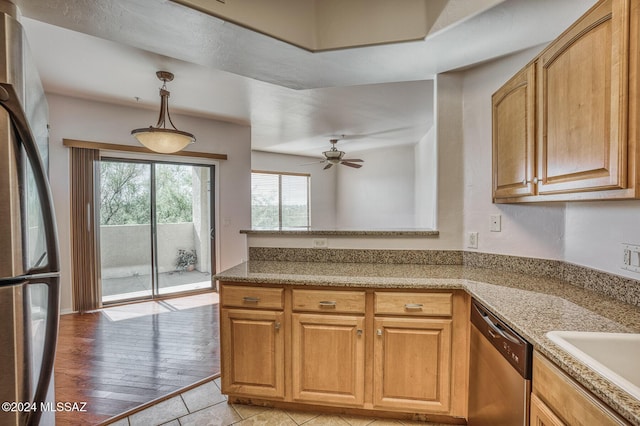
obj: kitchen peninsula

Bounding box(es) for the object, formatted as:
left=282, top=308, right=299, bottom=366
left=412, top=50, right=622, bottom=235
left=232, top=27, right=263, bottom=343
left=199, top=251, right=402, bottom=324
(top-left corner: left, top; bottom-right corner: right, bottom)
left=215, top=248, right=640, bottom=425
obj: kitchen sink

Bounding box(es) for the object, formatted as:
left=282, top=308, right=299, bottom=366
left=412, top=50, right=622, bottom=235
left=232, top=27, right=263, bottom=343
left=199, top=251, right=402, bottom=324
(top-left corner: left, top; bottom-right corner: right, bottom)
left=546, top=331, right=640, bottom=400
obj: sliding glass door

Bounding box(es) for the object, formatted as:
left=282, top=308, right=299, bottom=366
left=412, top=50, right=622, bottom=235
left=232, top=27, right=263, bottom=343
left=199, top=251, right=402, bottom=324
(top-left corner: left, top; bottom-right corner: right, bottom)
left=155, top=163, right=213, bottom=295
left=99, top=159, right=215, bottom=303
left=99, top=161, right=153, bottom=301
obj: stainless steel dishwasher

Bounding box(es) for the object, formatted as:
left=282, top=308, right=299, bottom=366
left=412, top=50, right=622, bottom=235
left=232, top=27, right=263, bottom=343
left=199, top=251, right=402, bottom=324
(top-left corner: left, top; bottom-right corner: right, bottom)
left=468, top=299, right=533, bottom=425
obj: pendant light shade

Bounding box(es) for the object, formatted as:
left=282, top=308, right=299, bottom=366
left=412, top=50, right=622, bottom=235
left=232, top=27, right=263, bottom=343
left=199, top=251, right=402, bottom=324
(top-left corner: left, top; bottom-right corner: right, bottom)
left=131, top=71, right=195, bottom=154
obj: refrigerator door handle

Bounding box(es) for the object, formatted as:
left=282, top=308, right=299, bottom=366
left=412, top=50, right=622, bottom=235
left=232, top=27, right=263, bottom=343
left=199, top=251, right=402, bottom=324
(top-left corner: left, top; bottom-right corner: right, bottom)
left=0, top=83, right=60, bottom=275
left=25, top=276, right=60, bottom=426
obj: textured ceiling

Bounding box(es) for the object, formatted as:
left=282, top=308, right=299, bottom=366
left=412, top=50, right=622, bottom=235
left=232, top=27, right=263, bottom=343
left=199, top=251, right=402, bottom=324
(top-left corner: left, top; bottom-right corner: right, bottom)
left=15, top=0, right=596, bottom=156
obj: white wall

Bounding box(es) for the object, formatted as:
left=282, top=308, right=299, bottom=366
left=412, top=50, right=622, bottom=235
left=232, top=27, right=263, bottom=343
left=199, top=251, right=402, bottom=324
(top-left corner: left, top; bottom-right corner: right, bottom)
left=246, top=47, right=640, bottom=284
left=251, top=150, right=337, bottom=228
left=414, top=127, right=437, bottom=229
left=253, top=143, right=435, bottom=231
left=244, top=51, right=561, bottom=255
left=461, top=47, right=566, bottom=260
left=246, top=74, right=462, bottom=250
left=461, top=46, right=640, bottom=277
left=565, top=201, right=640, bottom=279
left=47, top=94, right=251, bottom=313
left=336, top=144, right=416, bottom=229
left=432, top=73, right=465, bottom=249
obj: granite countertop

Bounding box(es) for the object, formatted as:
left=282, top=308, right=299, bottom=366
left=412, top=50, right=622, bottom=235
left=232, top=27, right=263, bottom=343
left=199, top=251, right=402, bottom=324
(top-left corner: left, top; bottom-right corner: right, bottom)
left=215, top=261, right=640, bottom=425
left=240, top=229, right=440, bottom=237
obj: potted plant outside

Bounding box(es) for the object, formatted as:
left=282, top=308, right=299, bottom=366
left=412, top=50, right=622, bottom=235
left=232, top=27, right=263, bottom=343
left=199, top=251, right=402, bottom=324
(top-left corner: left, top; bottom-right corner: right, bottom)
left=176, top=249, right=197, bottom=272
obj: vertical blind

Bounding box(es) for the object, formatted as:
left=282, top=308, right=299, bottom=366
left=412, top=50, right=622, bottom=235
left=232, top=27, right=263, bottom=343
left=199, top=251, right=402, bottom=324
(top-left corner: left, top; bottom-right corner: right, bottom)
left=70, top=147, right=101, bottom=312
left=251, top=171, right=309, bottom=229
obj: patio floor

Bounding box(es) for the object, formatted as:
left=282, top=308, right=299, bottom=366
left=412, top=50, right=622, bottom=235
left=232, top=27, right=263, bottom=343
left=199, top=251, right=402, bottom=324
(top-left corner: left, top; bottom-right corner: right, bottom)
left=102, top=270, right=212, bottom=302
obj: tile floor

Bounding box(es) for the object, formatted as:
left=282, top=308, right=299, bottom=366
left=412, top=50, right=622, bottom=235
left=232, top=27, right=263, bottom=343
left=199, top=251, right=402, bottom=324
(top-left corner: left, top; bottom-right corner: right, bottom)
left=104, top=377, right=449, bottom=426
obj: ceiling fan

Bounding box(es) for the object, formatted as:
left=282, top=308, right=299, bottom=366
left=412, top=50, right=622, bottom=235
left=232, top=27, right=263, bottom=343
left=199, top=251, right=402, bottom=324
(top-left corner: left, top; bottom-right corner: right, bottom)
left=306, top=138, right=364, bottom=170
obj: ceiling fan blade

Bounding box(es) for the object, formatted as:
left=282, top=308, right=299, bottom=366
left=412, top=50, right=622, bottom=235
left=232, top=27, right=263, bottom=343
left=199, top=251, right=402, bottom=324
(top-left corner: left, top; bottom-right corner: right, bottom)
left=343, top=158, right=363, bottom=162
left=299, top=160, right=325, bottom=166
left=323, top=163, right=333, bottom=170
left=340, top=161, right=362, bottom=169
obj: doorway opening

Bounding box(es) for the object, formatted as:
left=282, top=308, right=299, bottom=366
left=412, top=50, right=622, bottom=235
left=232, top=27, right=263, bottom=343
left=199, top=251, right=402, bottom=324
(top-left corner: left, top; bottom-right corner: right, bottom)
left=98, top=158, right=215, bottom=304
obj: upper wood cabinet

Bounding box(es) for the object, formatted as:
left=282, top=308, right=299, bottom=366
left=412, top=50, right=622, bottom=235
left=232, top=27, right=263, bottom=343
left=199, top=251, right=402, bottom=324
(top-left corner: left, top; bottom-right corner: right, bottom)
left=493, top=64, right=536, bottom=199
left=538, top=0, right=627, bottom=194
left=493, top=0, right=640, bottom=202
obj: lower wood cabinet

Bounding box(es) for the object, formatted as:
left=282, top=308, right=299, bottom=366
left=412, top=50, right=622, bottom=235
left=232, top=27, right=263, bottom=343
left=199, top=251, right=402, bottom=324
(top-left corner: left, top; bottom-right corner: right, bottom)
left=219, top=282, right=469, bottom=420
left=530, top=393, right=565, bottom=426
left=292, top=313, right=365, bottom=406
left=373, top=317, right=452, bottom=413
left=220, top=308, right=285, bottom=399
left=531, top=351, right=629, bottom=426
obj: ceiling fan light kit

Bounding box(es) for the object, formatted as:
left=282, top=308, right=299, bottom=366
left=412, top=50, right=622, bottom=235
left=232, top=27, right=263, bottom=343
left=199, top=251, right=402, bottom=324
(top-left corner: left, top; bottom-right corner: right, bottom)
left=317, top=138, right=364, bottom=170
left=131, top=71, right=196, bottom=154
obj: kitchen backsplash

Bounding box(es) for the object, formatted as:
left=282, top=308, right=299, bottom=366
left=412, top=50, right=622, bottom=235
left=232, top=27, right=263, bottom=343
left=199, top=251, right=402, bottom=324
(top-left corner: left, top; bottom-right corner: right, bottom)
left=247, top=247, right=640, bottom=307
left=248, top=247, right=463, bottom=264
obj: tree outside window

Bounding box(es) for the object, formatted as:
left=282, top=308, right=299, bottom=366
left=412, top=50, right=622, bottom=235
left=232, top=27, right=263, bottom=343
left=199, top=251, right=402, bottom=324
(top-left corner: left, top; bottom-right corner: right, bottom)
left=99, top=161, right=193, bottom=226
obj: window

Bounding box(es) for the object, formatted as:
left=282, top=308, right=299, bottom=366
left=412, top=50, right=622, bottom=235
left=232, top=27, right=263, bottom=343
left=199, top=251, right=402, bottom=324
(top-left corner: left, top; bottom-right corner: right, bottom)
left=251, top=171, right=310, bottom=229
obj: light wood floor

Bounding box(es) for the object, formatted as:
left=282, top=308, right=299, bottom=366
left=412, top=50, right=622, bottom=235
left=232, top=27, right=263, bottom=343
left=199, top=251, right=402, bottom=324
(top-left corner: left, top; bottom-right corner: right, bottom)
left=54, top=292, right=220, bottom=425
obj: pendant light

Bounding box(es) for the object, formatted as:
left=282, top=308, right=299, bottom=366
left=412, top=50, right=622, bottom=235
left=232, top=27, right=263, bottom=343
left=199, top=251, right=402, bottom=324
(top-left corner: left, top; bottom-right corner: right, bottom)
left=131, top=71, right=195, bottom=153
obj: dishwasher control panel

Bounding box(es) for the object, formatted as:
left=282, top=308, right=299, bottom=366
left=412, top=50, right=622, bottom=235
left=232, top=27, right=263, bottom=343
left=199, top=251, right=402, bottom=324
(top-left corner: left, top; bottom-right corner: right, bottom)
left=471, top=299, right=533, bottom=379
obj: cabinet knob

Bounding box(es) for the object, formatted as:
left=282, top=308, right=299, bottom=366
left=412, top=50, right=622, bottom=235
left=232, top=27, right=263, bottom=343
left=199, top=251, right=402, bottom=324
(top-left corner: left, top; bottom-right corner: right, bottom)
left=524, top=177, right=541, bottom=185
left=356, top=329, right=363, bottom=336
left=275, top=321, right=281, bottom=330
left=376, top=329, right=383, bottom=336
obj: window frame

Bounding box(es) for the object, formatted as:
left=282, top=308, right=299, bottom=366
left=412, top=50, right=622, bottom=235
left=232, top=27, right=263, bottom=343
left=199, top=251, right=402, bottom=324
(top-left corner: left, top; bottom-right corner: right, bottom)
left=251, top=170, right=311, bottom=229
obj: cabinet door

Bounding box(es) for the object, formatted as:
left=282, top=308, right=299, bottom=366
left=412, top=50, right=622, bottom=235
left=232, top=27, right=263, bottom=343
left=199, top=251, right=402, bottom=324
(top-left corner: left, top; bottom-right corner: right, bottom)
left=221, top=309, right=285, bottom=399
left=530, top=394, right=566, bottom=426
left=532, top=351, right=629, bottom=426
left=493, top=63, right=537, bottom=199
left=537, top=0, right=629, bottom=194
left=292, top=313, right=365, bottom=406
left=373, top=317, right=452, bottom=413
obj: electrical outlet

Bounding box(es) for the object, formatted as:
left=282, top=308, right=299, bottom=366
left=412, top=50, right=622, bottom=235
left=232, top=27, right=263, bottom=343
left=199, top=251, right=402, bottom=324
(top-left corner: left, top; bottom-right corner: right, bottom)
left=490, top=214, right=501, bottom=232
left=313, top=238, right=328, bottom=249
left=622, top=243, right=640, bottom=273
left=468, top=232, right=478, bottom=249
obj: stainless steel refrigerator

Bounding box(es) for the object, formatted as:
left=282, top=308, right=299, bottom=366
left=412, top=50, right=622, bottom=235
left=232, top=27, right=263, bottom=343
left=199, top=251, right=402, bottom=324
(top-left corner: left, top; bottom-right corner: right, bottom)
left=0, top=2, right=60, bottom=425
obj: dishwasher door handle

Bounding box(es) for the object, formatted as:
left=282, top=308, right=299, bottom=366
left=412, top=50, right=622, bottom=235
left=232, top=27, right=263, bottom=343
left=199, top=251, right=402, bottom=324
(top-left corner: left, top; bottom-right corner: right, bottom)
left=477, top=305, right=522, bottom=345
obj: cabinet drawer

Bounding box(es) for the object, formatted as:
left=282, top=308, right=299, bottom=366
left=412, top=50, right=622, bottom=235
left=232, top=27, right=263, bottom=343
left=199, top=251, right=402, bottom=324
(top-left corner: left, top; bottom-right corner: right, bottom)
left=221, top=285, right=284, bottom=310
left=374, top=292, right=452, bottom=316
left=292, top=289, right=365, bottom=314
